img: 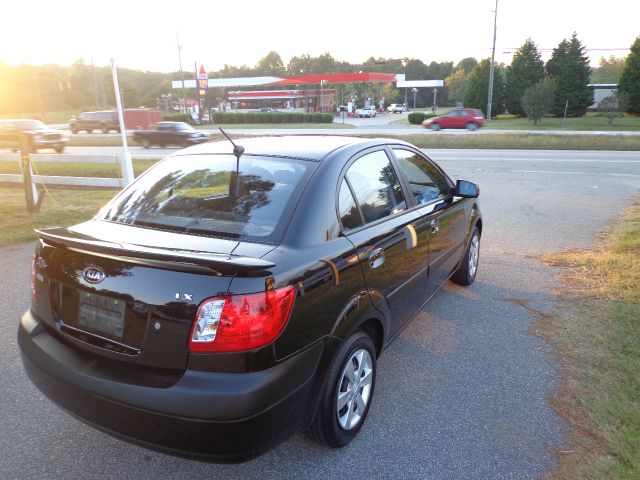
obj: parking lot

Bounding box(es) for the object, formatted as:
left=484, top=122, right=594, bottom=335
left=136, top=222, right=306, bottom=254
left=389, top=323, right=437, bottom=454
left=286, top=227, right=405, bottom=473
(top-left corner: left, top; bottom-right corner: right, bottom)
left=2, top=149, right=640, bottom=479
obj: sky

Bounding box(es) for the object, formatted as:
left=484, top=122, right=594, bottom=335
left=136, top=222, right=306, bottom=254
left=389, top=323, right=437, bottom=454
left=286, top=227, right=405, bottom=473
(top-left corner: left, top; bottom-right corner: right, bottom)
left=1, top=0, right=638, bottom=74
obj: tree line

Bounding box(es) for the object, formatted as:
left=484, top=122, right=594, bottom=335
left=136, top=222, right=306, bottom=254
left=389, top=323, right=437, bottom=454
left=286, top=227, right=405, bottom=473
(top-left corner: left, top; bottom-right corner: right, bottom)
left=1, top=34, right=639, bottom=120
left=456, top=33, right=640, bottom=120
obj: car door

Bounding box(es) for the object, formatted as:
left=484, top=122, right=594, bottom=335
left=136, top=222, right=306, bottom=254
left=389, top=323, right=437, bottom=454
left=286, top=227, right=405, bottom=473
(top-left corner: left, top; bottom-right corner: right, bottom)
left=439, top=111, right=456, bottom=128
left=449, top=110, right=464, bottom=128
left=338, top=148, right=429, bottom=336
left=391, top=147, right=467, bottom=300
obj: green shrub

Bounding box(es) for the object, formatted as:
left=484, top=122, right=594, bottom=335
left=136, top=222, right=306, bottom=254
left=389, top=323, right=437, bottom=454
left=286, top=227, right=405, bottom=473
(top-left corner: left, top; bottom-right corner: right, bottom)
left=271, top=113, right=283, bottom=123
left=162, top=113, right=191, bottom=123
left=408, top=112, right=428, bottom=124
left=212, top=112, right=224, bottom=124
left=303, top=113, right=314, bottom=123
left=321, top=113, right=334, bottom=123
left=260, top=113, right=269, bottom=123
left=281, top=112, right=294, bottom=123
left=244, top=113, right=254, bottom=123
left=294, top=112, right=304, bottom=123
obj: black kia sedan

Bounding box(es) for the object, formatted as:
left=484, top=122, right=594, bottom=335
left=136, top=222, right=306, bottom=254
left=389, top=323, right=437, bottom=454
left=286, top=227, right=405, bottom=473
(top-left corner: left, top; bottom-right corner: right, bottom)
left=18, top=135, right=482, bottom=462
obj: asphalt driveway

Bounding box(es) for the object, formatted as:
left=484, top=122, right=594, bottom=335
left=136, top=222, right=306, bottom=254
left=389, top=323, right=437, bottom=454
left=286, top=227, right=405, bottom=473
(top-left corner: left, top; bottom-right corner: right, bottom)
left=2, top=149, right=639, bottom=479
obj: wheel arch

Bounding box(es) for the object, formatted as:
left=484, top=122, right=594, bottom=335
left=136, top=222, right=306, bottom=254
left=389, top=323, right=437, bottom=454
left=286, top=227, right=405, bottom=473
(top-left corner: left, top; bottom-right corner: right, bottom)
left=329, top=293, right=388, bottom=358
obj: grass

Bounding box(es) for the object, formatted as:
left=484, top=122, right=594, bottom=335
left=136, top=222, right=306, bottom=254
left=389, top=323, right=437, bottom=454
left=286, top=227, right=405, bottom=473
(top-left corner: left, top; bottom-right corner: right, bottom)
left=361, top=133, right=640, bottom=151
left=0, top=110, right=76, bottom=124
left=0, top=159, right=159, bottom=178
left=490, top=113, right=640, bottom=131
left=0, top=187, right=117, bottom=245
left=539, top=199, right=640, bottom=479
left=0, top=158, right=161, bottom=245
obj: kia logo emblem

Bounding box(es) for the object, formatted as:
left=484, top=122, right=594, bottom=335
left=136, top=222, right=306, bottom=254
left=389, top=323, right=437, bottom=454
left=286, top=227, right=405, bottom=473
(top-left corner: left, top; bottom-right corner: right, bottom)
left=83, top=266, right=106, bottom=284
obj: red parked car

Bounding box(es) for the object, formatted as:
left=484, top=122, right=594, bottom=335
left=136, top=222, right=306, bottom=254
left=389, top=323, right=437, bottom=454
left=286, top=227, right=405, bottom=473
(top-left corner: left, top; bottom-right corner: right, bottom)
left=422, top=108, right=485, bottom=131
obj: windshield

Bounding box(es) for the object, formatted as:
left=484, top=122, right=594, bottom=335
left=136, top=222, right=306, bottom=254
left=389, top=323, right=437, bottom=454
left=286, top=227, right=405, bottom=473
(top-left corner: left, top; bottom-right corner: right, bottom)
left=99, top=154, right=315, bottom=243
left=14, top=120, right=46, bottom=129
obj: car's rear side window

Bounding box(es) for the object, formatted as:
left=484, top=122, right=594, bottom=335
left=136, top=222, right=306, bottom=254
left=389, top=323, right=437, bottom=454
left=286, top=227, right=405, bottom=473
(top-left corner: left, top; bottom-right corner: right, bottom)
left=345, top=150, right=405, bottom=224
left=100, top=154, right=315, bottom=243
left=393, top=149, right=449, bottom=204
left=338, top=179, right=363, bottom=230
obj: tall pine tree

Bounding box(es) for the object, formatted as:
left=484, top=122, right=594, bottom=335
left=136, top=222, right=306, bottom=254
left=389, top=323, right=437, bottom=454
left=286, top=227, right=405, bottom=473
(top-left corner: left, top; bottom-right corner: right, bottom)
left=505, top=39, right=545, bottom=116
left=618, top=35, right=640, bottom=114
left=463, top=59, right=505, bottom=117
left=545, top=33, right=593, bottom=116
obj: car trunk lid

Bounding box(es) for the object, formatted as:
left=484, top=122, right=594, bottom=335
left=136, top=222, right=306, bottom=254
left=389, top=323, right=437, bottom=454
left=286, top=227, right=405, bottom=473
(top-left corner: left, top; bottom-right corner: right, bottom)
left=32, top=221, right=275, bottom=371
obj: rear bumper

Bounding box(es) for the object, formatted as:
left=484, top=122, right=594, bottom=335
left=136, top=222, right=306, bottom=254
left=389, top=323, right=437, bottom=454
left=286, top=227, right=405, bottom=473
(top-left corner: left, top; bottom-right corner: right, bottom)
left=18, top=309, right=324, bottom=462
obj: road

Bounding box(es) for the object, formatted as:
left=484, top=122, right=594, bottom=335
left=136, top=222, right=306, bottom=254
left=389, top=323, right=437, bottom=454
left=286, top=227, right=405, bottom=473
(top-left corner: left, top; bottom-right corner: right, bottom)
left=2, top=149, right=640, bottom=479
left=49, top=111, right=640, bottom=138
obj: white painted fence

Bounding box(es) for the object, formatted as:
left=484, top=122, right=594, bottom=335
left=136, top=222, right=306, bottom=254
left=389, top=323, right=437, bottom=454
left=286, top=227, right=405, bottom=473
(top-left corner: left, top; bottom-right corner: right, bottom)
left=0, top=152, right=126, bottom=188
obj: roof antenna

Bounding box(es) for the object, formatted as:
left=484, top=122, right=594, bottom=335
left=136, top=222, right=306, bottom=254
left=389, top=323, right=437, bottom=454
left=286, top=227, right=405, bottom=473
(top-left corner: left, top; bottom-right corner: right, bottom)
left=219, top=127, right=245, bottom=198
left=219, top=127, right=244, bottom=160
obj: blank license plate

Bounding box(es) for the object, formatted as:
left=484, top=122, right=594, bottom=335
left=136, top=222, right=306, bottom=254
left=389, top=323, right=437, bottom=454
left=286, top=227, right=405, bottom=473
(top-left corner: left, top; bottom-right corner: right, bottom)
left=77, top=291, right=125, bottom=338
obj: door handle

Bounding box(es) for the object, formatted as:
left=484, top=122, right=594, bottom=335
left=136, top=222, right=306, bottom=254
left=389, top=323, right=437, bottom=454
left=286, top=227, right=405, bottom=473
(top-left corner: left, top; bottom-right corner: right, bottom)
left=369, top=248, right=385, bottom=269
left=430, top=219, right=440, bottom=233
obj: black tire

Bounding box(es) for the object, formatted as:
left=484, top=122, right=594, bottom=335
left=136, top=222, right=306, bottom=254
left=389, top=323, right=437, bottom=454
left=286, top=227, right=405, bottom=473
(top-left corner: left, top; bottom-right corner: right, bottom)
left=70, top=125, right=78, bottom=134
left=451, top=226, right=480, bottom=286
left=465, top=122, right=478, bottom=131
left=431, top=122, right=442, bottom=131
left=101, top=123, right=109, bottom=134
left=310, top=330, right=376, bottom=448
left=142, top=139, right=151, bottom=149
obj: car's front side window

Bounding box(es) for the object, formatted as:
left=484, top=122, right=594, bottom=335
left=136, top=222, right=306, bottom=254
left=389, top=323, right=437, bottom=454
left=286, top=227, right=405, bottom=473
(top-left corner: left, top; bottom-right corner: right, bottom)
left=345, top=150, right=405, bottom=224
left=392, top=149, right=449, bottom=205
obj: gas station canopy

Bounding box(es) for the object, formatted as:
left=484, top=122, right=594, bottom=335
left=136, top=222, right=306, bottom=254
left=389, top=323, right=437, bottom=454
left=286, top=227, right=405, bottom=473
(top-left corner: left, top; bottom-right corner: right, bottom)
left=172, top=73, right=403, bottom=90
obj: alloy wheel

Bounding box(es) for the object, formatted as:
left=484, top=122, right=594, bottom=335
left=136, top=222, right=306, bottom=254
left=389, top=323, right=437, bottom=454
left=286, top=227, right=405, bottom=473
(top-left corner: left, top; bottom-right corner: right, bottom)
left=336, top=348, right=373, bottom=430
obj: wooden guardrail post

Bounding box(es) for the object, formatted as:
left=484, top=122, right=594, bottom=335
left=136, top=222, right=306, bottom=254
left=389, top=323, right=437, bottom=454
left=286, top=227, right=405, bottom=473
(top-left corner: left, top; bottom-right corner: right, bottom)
left=19, top=134, right=41, bottom=214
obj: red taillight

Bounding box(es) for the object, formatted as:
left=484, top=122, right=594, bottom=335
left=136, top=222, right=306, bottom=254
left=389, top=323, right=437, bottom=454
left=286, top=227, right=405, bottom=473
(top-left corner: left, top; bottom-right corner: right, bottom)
left=189, top=286, right=296, bottom=353
left=31, top=255, right=37, bottom=304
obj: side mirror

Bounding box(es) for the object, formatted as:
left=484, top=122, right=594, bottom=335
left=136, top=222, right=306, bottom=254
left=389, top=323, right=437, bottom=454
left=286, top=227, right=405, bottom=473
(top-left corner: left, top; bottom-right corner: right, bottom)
left=455, top=180, right=479, bottom=198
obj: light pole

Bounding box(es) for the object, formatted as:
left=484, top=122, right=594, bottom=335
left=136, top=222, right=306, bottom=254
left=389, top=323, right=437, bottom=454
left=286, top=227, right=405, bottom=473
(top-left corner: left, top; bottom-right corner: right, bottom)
left=411, top=88, right=418, bottom=110
left=486, top=0, right=498, bottom=122
left=176, top=31, right=188, bottom=115
left=401, top=59, right=408, bottom=107
left=432, top=88, right=439, bottom=112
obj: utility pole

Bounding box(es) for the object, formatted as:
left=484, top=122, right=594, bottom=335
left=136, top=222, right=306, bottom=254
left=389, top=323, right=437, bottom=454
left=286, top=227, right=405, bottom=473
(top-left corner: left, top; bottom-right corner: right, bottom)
left=91, top=56, right=99, bottom=107
left=176, top=31, right=188, bottom=115
left=486, top=0, right=498, bottom=122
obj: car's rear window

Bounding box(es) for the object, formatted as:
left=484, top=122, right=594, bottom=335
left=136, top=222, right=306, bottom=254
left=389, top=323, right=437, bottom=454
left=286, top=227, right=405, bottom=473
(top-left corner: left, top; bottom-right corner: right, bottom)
left=100, top=154, right=315, bottom=243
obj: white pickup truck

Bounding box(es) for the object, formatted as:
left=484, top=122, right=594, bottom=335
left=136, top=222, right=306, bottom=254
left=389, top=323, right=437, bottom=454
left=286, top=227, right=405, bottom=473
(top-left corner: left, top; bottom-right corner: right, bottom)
left=387, top=103, right=406, bottom=113
left=356, top=106, right=377, bottom=118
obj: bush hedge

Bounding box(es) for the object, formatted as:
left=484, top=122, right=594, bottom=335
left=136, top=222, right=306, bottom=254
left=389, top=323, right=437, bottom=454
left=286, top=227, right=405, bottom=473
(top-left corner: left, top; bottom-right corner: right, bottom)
left=407, top=112, right=438, bottom=124
left=162, top=113, right=192, bottom=123
left=211, top=111, right=333, bottom=124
